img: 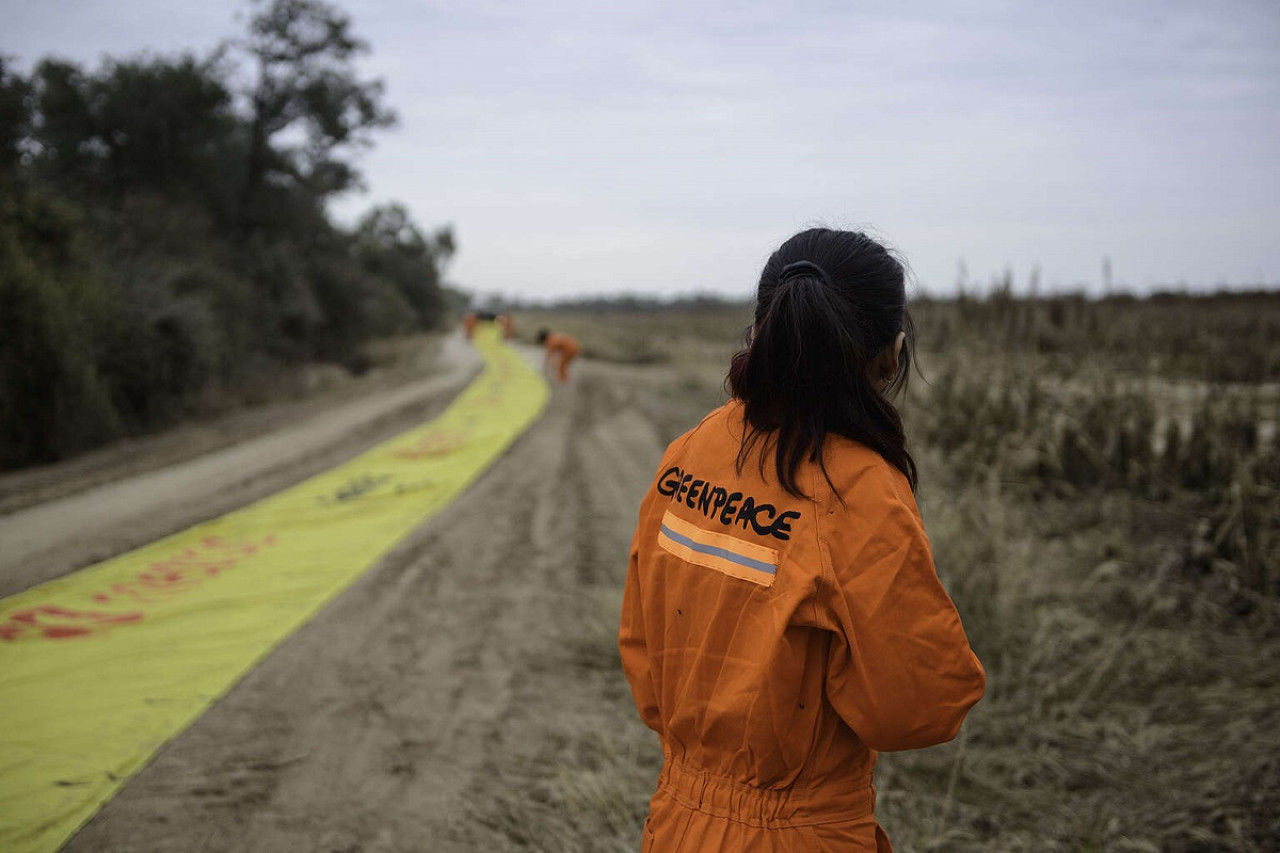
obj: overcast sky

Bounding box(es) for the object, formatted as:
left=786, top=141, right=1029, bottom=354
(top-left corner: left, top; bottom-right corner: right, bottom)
left=7, top=0, right=1280, bottom=300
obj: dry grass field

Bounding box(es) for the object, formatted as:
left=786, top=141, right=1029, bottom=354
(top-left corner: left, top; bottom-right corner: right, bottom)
left=504, top=292, right=1280, bottom=853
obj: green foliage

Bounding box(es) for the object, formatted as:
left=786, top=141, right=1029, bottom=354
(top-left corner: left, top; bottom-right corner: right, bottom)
left=27, top=59, right=96, bottom=187
left=306, top=253, right=415, bottom=361
left=0, top=187, right=121, bottom=466
left=0, top=2, right=452, bottom=470
left=355, top=204, right=455, bottom=328
left=93, top=54, right=242, bottom=214
left=0, top=56, right=32, bottom=176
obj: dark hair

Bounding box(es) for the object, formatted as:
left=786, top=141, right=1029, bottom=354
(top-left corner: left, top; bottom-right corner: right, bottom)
left=726, top=228, right=917, bottom=496
left=537, top=328, right=550, bottom=344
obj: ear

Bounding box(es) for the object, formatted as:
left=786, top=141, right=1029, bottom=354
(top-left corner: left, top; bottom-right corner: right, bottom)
left=871, top=331, right=906, bottom=391
left=878, top=330, right=905, bottom=381
left=890, top=330, right=905, bottom=375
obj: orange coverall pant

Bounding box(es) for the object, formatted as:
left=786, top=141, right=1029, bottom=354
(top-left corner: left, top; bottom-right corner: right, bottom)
left=543, top=333, right=580, bottom=382
left=620, top=401, right=986, bottom=852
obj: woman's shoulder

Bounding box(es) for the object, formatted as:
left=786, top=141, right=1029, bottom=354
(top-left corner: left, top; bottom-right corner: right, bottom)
left=818, top=434, right=916, bottom=510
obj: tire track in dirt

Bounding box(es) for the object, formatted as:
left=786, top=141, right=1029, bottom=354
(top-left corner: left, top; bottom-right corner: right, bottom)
left=61, top=358, right=677, bottom=853
left=441, top=368, right=711, bottom=852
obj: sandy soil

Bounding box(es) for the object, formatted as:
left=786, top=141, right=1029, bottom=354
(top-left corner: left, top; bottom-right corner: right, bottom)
left=33, top=353, right=696, bottom=852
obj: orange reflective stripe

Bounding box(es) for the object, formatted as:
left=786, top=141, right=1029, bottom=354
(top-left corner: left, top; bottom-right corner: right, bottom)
left=657, top=509, right=778, bottom=587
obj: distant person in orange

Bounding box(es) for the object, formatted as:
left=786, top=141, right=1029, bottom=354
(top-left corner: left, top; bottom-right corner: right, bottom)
left=496, top=314, right=516, bottom=340
left=461, top=312, right=478, bottom=340
left=620, top=228, right=986, bottom=852
left=537, top=329, right=580, bottom=383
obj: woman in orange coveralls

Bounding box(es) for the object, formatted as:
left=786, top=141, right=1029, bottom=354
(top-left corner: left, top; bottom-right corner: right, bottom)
left=619, top=228, right=986, bottom=852
left=537, top=328, right=580, bottom=383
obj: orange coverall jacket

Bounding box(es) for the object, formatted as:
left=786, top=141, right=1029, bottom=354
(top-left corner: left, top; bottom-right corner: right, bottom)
left=620, top=401, right=986, bottom=852
left=543, top=332, right=580, bottom=382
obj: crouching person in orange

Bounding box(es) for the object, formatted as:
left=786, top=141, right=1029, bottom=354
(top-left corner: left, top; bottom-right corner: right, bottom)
left=619, top=228, right=986, bottom=852
left=537, top=329, right=579, bottom=383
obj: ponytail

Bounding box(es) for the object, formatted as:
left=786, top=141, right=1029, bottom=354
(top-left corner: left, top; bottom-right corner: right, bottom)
left=727, top=229, right=918, bottom=497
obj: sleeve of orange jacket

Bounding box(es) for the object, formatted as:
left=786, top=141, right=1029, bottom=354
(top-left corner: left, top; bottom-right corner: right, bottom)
left=819, top=464, right=986, bottom=753
left=620, top=519, right=662, bottom=734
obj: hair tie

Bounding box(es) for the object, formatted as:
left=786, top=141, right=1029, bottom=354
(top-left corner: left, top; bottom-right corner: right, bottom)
left=779, top=260, right=831, bottom=286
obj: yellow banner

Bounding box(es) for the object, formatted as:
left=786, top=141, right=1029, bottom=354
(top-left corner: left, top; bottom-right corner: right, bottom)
left=0, top=327, right=548, bottom=853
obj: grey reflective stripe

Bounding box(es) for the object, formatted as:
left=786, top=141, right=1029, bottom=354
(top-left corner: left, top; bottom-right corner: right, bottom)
left=658, top=524, right=777, bottom=575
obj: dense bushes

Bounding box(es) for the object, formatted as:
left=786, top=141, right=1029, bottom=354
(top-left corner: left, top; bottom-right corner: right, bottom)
left=0, top=188, right=120, bottom=467
left=0, top=2, right=456, bottom=470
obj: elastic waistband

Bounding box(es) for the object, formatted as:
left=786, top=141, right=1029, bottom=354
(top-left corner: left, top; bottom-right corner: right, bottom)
left=656, top=758, right=875, bottom=828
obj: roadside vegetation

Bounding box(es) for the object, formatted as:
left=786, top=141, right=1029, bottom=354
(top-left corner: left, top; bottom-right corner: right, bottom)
left=505, top=289, right=1280, bottom=852
left=0, top=0, right=457, bottom=471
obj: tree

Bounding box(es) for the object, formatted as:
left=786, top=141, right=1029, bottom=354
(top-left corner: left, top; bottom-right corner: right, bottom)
left=239, top=0, right=396, bottom=230
left=357, top=202, right=428, bottom=256
left=355, top=203, right=454, bottom=328
left=90, top=53, right=242, bottom=214
left=27, top=59, right=96, bottom=189
left=20, top=53, right=241, bottom=214
left=0, top=56, right=32, bottom=178
left=0, top=2, right=456, bottom=469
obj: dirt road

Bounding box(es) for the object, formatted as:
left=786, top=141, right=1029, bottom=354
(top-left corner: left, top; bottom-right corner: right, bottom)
left=33, top=354, right=711, bottom=852
left=0, top=335, right=482, bottom=600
